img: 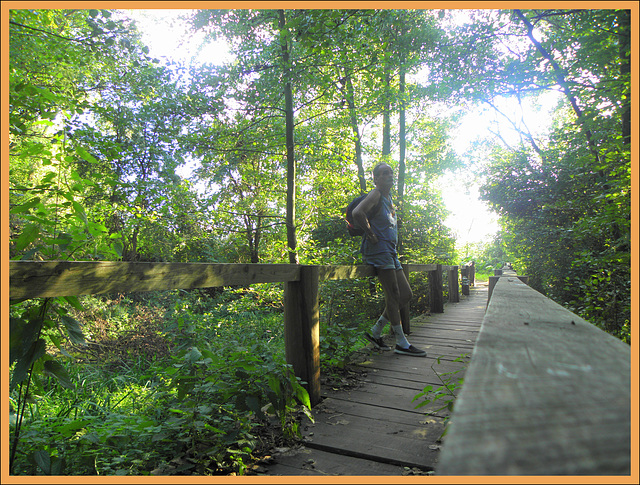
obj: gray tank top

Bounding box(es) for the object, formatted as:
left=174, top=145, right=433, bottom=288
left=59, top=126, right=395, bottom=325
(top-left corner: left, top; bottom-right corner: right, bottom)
left=362, top=194, right=397, bottom=255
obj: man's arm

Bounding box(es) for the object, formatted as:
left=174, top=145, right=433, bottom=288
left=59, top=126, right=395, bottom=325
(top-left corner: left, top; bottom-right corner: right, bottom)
left=352, top=189, right=380, bottom=242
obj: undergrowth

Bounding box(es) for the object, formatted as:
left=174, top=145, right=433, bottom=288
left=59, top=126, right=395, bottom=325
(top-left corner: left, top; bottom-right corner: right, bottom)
left=9, top=279, right=393, bottom=476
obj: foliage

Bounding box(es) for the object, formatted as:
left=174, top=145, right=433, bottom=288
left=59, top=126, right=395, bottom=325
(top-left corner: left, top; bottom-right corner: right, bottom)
left=9, top=288, right=312, bottom=476
left=433, top=9, right=631, bottom=342
left=412, top=354, right=469, bottom=440
left=9, top=6, right=632, bottom=476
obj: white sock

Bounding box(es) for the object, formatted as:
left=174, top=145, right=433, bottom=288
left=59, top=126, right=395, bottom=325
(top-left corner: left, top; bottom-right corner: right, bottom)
left=371, top=315, right=388, bottom=338
left=392, top=324, right=410, bottom=348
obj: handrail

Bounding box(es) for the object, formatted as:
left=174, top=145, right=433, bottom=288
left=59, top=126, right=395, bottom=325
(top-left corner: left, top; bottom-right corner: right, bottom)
left=9, top=260, right=459, bottom=405
left=437, top=268, right=631, bottom=475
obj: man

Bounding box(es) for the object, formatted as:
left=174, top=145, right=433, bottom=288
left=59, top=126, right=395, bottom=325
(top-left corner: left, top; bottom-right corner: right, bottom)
left=353, top=162, right=427, bottom=357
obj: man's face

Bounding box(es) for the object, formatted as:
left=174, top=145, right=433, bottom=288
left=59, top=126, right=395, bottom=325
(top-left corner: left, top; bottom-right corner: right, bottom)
left=375, top=164, right=394, bottom=189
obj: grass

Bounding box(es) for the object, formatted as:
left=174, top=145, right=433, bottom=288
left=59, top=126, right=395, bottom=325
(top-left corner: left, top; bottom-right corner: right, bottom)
left=9, top=281, right=383, bottom=476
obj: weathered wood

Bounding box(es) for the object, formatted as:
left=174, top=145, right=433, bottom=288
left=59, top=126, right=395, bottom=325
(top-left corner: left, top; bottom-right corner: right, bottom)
left=447, top=266, right=459, bottom=303
left=404, top=263, right=438, bottom=273
left=460, top=266, right=469, bottom=296
left=265, top=285, right=489, bottom=475
left=488, top=273, right=529, bottom=306
left=437, top=277, right=631, bottom=475
left=466, top=261, right=475, bottom=286
left=302, top=407, right=443, bottom=470
left=9, top=261, right=300, bottom=299
left=10, top=260, right=456, bottom=413
left=268, top=446, right=407, bottom=476
left=317, top=264, right=376, bottom=281
left=284, top=265, right=321, bottom=406
left=428, top=264, right=444, bottom=313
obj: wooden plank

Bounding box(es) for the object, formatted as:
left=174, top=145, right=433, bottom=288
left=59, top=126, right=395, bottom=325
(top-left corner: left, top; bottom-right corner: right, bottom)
left=9, top=261, right=301, bottom=299
left=319, top=382, right=449, bottom=416
left=316, top=263, right=440, bottom=281
left=314, top=395, right=448, bottom=427
left=263, top=284, right=488, bottom=475
left=405, top=263, right=439, bottom=272
left=437, top=277, right=632, bottom=475
left=355, top=358, right=468, bottom=383
left=302, top=405, right=443, bottom=470
left=317, top=264, right=376, bottom=281
left=447, top=266, right=459, bottom=303
left=360, top=368, right=467, bottom=393
left=267, top=446, right=407, bottom=476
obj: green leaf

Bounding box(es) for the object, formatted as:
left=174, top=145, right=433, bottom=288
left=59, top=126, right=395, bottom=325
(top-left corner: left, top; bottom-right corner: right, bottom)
left=294, top=383, right=311, bottom=409
left=44, top=359, right=74, bottom=389
left=10, top=197, right=41, bottom=215
left=185, top=347, right=202, bottom=363
left=13, top=223, right=40, bottom=254
left=110, top=239, right=122, bottom=258
left=33, top=450, right=51, bottom=475
left=75, top=146, right=97, bottom=164
left=63, top=295, right=84, bottom=311
left=51, top=456, right=65, bottom=475
left=245, top=395, right=265, bottom=420
left=11, top=339, right=46, bottom=390
left=9, top=317, right=29, bottom=364
left=60, top=315, right=86, bottom=345
left=72, top=201, right=88, bottom=224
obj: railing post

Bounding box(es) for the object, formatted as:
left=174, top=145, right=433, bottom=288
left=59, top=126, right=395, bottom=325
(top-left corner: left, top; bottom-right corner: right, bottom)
left=461, top=266, right=469, bottom=296
left=448, top=265, right=459, bottom=303
left=284, top=265, right=321, bottom=406
left=428, top=264, right=444, bottom=313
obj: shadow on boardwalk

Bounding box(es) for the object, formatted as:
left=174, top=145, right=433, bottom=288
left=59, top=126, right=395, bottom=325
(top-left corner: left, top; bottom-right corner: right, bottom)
left=265, top=283, right=489, bottom=476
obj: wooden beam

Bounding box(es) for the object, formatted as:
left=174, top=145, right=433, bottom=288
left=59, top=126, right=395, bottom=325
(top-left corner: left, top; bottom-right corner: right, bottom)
left=9, top=261, right=300, bottom=299
left=428, top=264, right=444, bottom=313
left=461, top=267, right=470, bottom=296
left=284, top=265, right=321, bottom=405
left=10, top=260, right=448, bottom=411
left=448, top=265, right=459, bottom=303
left=437, top=276, right=631, bottom=475
left=317, top=264, right=376, bottom=281
left=405, top=263, right=438, bottom=273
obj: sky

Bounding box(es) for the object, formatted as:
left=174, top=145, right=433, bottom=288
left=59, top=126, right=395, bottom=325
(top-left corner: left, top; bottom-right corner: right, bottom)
left=124, top=8, right=557, bottom=248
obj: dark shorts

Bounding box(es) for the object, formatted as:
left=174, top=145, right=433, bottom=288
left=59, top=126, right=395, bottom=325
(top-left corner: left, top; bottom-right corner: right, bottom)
left=363, top=252, right=403, bottom=271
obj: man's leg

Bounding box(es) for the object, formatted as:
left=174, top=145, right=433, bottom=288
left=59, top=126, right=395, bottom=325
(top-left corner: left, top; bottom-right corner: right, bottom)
left=396, top=268, right=412, bottom=334
left=377, top=269, right=410, bottom=348
left=378, top=268, right=425, bottom=357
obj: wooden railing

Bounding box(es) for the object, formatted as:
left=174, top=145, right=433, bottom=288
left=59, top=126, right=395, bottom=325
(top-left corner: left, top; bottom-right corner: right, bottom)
left=9, top=261, right=460, bottom=406
left=437, top=268, right=632, bottom=475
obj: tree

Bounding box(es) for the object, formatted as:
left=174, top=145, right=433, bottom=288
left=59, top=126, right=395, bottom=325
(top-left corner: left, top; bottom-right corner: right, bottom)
left=460, top=9, right=632, bottom=341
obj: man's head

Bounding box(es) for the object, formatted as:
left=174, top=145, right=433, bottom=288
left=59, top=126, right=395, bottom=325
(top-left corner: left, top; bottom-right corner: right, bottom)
left=373, top=162, right=392, bottom=178
left=373, top=163, right=394, bottom=189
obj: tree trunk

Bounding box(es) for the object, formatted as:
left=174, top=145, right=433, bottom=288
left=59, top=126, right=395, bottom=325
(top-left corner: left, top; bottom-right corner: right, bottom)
left=279, top=9, right=298, bottom=264
left=514, top=10, right=601, bottom=164
left=343, top=73, right=367, bottom=194
left=382, top=64, right=392, bottom=158
left=397, top=67, right=406, bottom=253
left=618, top=9, right=631, bottom=146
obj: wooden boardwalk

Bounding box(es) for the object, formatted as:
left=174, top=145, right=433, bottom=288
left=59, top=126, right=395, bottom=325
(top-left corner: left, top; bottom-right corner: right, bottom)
left=266, top=283, right=488, bottom=476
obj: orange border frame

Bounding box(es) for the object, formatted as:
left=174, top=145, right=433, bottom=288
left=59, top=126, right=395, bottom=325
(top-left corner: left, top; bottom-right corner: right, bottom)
left=2, top=2, right=637, bottom=484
